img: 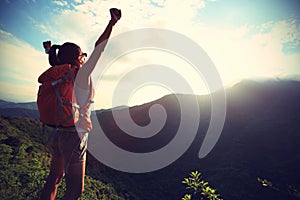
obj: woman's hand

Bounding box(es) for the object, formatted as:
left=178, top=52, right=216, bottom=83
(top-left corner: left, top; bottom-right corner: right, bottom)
left=43, top=41, right=52, bottom=54
left=110, top=8, right=121, bottom=26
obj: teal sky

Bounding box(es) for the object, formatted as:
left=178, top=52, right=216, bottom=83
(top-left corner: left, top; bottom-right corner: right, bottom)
left=198, top=0, right=300, bottom=25
left=0, top=0, right=299, bottom=108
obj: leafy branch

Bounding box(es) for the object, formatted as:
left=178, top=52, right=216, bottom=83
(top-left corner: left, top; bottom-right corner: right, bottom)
left=182, top=171, right=222, bottom=200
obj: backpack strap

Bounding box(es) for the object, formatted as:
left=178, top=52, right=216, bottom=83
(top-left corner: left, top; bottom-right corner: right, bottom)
left=51, top=67, right=80, bottom=127
left=51, top=70, right=74, bottom=120
left=59, top=103, right=80, bottom=126
left=51, top=70, right=74, bottom=86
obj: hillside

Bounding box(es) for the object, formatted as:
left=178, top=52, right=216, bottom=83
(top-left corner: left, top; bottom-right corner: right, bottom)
left=88, top=79, right=300, bottom=200
left=0, top=79, right=300, bottom=199
left=0, top=116, right=125, bottom=200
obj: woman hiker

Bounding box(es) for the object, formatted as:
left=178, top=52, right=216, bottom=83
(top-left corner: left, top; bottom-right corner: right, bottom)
left=39, top=8, right=121, bottom=200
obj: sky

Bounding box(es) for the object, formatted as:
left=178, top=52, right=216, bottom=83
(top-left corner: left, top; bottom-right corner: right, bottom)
left=0, top=0, right=300, bottom=109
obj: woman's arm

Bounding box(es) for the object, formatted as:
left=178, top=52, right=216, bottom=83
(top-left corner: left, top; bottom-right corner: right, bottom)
left=94, top=8, right=121, bottom=47
left=95, top=19, right=115, bottom=48
left=76, top=9, right=121, bottom=89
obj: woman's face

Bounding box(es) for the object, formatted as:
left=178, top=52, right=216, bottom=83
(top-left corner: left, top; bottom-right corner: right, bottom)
left=77, top=49, right=87, bottom=66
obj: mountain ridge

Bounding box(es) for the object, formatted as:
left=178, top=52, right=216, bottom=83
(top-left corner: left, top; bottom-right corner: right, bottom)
left=0, top=99, right=37, bottom=110
left=1, top=78, right=298, bottom=106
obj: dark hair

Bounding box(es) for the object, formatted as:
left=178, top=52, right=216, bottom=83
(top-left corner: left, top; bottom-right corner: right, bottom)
left=48, top=44, right=61, bottom=66
left=57, top=42, right=81, bottom=66
left=48, top=42, right=81, bottom=66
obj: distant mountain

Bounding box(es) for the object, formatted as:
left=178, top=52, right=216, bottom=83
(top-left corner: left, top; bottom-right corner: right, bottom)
left=0, top=100, right=129, bottom=120
left=0, top=100, right=39, bottom=119
left=0, top=99, right=37, bottom=110
left=0, top=108, right=39, bottom=119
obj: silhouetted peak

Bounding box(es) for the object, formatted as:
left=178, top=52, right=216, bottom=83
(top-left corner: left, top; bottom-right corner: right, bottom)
left=229, top=79, right=300, bottom=97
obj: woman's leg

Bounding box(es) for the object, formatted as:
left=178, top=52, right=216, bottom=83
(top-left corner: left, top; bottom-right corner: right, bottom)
left=40, top=129, right=65, bottom=200
left=40, top=155, right=65, bottom=200
left=60, top=131, right=88, bottom=200
left=61, top=161, right=86, bottom=200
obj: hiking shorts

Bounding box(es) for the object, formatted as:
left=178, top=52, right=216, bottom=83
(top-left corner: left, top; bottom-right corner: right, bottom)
left=49, top=127, right=88, bottom=168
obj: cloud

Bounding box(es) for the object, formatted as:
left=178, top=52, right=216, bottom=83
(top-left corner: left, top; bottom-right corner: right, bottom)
left=0, top=82, right=37, bottom=102
left=22, top=0, right=36, bottom=3
left=30, top=0, right=299, bottom=107
left=148, top=0, right=166, bottom=8
left=37, top=0, right=207, bottom=50
left=2, top=0, right=300, bottom=108
left=176, top=17, right=300, bottom=84
left=0, top=29, right=48, bottom=102
left=52, top=0, right=68, bottom=7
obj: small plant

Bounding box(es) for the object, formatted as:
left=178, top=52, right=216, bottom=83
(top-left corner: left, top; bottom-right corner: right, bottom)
left=182, top=171, right=222, bottom=200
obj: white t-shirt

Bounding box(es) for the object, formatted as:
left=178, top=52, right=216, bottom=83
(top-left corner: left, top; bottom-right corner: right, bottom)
left=74, top=84, right=92, bottom=133
left=74, top=41, right=104, bottom=133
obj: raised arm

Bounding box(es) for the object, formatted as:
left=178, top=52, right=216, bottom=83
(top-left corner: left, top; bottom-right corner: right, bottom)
left=76, top=8, right=121, bottom=89
left=94, top=8, right=122, bottom=47
left=42, top=41, right=61, bottom=66
left=95, top=20, right=114, bottom=48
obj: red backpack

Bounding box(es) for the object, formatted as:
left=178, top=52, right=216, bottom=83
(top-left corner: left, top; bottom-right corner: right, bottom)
left=37, top=64, right=93, bottom=130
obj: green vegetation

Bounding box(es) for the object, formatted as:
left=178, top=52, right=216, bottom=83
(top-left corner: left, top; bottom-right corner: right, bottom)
left=1, top=111, right=300, bottom=200
left=0, top=116, right=124, bottom=200
left=182, top=171, right=222, bottom=200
